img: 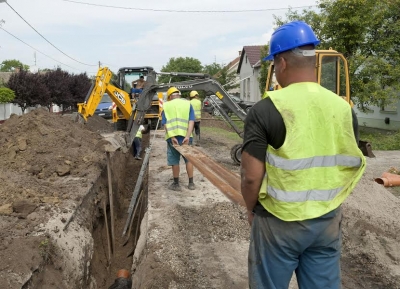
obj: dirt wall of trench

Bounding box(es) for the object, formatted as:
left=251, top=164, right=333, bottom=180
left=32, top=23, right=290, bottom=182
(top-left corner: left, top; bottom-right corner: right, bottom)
left=0, top=109, right=137, bottom=288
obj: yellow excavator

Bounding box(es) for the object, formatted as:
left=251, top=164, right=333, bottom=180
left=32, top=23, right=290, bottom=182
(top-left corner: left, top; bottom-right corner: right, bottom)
left=77, top=66, right=163, bottom=131
left=265, top=48, right=375, bottom=158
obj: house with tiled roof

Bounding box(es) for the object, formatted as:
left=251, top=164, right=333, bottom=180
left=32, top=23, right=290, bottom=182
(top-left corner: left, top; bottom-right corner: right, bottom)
left=237, top=45, right=263, bottom=102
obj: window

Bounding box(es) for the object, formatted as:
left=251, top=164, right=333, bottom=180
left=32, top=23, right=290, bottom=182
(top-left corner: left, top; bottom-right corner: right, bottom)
left=247, top=78, right=250, bottom=100
left=320, top=55, right=347, bottom=97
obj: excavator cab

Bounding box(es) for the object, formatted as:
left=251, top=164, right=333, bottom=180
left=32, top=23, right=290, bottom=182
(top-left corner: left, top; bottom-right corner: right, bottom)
left=116, top=67, right=162, bottom=130
left=265, top=49, right=375, bottom=158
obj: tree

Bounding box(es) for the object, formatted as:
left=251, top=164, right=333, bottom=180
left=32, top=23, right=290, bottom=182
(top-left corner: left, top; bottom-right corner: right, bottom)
left=203, top=63, right=222, bottom=77
left=42, top=68, right=72, bottom=111
left=7, top=71, right=38, bottom=113
left=273, top=0, right=400, bottom=110
left=158, top=57, right=203, bottom=84
left=0, top=59, right=30, bottom=72
left=0, top=87, right=15, bottom=119
left=258, top=45, right=270, bottom=96
left=214, top=65, right=239, bottom=92
left=68, top=72, right=91, bottom=113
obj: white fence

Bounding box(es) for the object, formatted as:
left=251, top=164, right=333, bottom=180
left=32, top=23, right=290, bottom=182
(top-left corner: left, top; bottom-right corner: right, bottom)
left=0, top=103, right=62, bottom=122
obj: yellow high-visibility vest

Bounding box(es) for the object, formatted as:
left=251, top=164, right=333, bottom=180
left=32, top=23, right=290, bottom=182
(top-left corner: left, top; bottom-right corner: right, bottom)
left=190, top=98, right=202, bottom=121
left=163, top=98, right=191, bottom=140
left=259, top=82, right=366, bottom=221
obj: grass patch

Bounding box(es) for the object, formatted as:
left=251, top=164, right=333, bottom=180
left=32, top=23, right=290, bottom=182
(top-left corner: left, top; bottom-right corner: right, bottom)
left=202, top=126, right=242, bottom=142
left=359, top=127, right=400, bottom=150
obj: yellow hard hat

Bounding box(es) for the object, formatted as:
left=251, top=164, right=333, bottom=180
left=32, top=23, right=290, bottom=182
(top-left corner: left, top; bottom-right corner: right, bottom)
left=167, top=87, right=180, bottom=97
left=189, top=90, right=199, bottom=98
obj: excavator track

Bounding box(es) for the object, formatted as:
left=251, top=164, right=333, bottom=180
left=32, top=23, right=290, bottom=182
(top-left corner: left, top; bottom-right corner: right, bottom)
left=173, top=145, right=246, bottom=208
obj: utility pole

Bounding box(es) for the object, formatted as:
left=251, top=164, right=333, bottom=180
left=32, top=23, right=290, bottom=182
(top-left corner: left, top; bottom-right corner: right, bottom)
left=34, top=52, right=37, bottom=66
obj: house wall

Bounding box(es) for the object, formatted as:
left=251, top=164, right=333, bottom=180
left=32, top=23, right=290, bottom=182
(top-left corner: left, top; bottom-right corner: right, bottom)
left=239, top=53, right=261, bottom=102
left=227, top=63, right=240, bottom=96
left=353, top=101, right=400, bottom=131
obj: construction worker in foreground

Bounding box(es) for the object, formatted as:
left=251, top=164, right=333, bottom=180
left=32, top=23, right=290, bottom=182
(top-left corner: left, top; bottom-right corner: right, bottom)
left=240, top=20, right=366, bottom=289
left=189, top=90, right=202, bottom=146
left=162, top=87, right=196, bottom=191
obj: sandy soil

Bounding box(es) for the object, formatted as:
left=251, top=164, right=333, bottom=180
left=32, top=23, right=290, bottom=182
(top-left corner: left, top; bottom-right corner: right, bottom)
left=0, top=109, right=399, bottom=289
left=0, top=109, right=113, bottom=288
left=132, top=113, right=400, bottom=289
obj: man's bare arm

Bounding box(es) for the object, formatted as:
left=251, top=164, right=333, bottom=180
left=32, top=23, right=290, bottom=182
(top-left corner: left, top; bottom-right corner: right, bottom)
left=241, top=151, right=265, bottom=221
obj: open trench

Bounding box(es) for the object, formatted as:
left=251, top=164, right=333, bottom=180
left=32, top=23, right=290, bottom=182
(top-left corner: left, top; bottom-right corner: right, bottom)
left=88, top=135, right=151, bottom=288
left=23, top=129, right=400, bottom=289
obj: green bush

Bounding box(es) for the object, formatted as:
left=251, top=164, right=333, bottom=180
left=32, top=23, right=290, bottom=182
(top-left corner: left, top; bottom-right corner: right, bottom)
left=0, top=87, right=15, bottom=104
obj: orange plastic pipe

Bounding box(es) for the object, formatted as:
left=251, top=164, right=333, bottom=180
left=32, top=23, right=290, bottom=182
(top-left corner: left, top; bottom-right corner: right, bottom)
left=375, top=172, right=400, bottom=187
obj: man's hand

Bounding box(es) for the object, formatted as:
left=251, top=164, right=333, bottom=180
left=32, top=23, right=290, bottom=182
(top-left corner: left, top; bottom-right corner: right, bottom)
left=182, top=137, right=190, bottom=145
left=171, top=137, right=179, bottom=145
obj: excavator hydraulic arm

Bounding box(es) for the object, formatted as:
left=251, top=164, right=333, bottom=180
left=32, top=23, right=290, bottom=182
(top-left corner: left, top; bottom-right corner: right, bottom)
left=77, top=67, right=133, bottom=122
left=127, top=73, right=248, bottom=147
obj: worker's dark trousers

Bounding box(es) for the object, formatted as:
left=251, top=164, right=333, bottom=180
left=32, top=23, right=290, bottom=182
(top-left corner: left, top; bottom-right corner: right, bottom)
left=133, top=137, right=142, bottom=158
left=248, top=206, right=342, bottom=289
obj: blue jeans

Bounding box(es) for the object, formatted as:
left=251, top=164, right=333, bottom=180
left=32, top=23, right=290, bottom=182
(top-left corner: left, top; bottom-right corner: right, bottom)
left=133, top=137, right=141, bottom=157
left=166, top=137, right=192, bottom=166
left=249, top=205, right=342, bottom=289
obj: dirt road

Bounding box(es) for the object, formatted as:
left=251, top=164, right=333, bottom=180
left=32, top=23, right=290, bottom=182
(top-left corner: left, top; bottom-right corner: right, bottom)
left=0, top=109, right=399, bottom=288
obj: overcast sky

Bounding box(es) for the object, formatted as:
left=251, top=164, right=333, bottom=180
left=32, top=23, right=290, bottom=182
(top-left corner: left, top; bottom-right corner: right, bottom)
left=0, top=0, right=317, bottom=76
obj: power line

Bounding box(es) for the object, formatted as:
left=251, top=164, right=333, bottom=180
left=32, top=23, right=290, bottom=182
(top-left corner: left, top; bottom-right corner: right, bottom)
left=4, top=2, right=97, bottom=67
left=0, top=27, right=83, bottom=71
left=61, top=0, right=316, bottom=13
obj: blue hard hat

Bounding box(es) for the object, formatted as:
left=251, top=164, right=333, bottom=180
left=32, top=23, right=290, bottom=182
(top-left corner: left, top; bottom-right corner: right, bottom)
left=263, top=21, right=320, bottom=61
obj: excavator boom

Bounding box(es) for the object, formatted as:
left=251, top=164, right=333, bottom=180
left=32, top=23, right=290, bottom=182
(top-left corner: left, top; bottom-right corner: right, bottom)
left=77, top=67, right=133, bottom=121
left=128, top=73, right=248, bottom=147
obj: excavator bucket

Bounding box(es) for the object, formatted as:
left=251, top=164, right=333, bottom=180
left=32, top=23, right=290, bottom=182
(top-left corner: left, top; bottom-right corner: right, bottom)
left=359, top=140, right=375, bottom=158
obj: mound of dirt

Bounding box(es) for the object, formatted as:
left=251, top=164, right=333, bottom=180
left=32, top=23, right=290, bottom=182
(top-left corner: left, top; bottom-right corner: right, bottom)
left=84, top=115, right=114, bottom=134
left=0, top=108, right=110, bottom=210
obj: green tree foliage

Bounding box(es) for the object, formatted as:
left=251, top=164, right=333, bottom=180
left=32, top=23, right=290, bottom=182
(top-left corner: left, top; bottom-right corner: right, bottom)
left=158, top=57, right=203, bottom=84
left=0, top=87, right=15, bottom=119
left=258, top=45, right=270, bottom=96
left=273, top=0, right=400, bottom=109
left=0, top=59, right=30, bottom=72
left=214, top=66, right=239, bottom=92
left=0, top=87, right=15, bottom=103
left=203, top=63, right=222, bottom=77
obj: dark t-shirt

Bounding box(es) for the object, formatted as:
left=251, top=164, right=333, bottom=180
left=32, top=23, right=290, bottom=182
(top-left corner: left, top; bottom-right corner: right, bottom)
left=242, top=97, right=359, bottom=162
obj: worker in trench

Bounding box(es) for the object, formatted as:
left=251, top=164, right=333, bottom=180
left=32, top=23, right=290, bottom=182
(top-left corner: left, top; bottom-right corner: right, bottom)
left=162, top=87, right=196, bottom=191
left=240, top=20, right=366, bottom=289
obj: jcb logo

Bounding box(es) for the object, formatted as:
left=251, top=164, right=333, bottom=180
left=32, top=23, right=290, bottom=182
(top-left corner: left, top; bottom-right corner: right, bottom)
left=114, top=91, right=126, bottom=105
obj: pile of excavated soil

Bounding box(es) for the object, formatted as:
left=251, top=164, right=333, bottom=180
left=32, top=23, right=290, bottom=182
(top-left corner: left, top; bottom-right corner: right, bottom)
left=0, top=109, right=111, bottom=210
left=84, top=115, right=114, bottom=134
left=0, top=109, right=117, bottom=289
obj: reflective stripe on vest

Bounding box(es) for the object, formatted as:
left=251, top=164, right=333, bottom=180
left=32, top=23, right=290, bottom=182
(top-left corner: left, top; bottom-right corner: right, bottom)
left=190, top=98, right=202, bottom=120
left=258, top=82, right=366, bottom=221
left=266, top=152, right=362, bottom=171
left=163, top=98, right=191, bottom=140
